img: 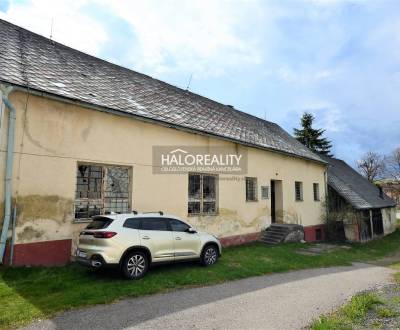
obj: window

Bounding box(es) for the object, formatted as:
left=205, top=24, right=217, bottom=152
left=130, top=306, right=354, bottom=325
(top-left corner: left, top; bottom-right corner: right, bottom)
left=169, top=219, right=190, bottom=232
left=123, top=218, right=141, bottom=230
left=75, top=164, right=131, bottom=219
left=261, top=186, right=269, bottom=199
left=246, top=177, right=258, bottom=201
left=313, top=183, right=320, bottom=201
left=295, top=181, right=303, bottom=201
left=141, top=218, right=169, bottom=231
left=188, top=173, right=218, bottom=215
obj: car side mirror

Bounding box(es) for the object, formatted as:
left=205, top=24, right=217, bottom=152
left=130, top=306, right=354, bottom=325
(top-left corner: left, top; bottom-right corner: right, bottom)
left=187, top=227, right=197, bottom=234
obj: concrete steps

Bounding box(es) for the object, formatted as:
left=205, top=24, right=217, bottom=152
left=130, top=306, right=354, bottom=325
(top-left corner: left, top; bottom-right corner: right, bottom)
left=260, top=224, right=304, bottom=245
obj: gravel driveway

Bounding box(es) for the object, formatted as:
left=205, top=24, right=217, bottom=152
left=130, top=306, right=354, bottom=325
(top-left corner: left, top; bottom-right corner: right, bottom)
left=23, top=262, right=394, bottom=330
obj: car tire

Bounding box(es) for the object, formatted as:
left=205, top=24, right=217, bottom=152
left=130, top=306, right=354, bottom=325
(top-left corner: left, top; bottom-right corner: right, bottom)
left=201, top=244, right=219, bottom=266
left=121, top=251, right=149, bottom=280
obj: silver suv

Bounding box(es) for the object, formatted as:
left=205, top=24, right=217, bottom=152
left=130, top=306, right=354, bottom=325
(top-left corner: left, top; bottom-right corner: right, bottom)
left=76, top=212, right=222, bottom=279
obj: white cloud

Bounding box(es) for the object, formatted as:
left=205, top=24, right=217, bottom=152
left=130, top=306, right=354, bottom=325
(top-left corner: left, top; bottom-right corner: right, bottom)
left=1, top=0, right=265, bottom=77
left=291, top=100, right=344, bottom=133
left=101, top=0, right=264, bottom=77
left=0, top=0, right=108, bottom=56
left=277, top=66, right=334, bottom=84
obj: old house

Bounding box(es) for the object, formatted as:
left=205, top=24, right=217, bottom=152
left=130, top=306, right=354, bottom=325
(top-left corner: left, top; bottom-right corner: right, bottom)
left=376, top=180, right=400, bottom=209
left=322, top=156, right=397, bottom=242
left=0, top=20, right=328, bottom=266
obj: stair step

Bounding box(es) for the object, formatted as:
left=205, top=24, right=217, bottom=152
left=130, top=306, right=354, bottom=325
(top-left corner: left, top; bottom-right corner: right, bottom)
left=266, top=227, right=289, bottom=232
left=262, top=233, right=285, bottom=239
left=263, top=230, right=287, bottom=235
left=260, top=224, right=304, bottom=246
left=260, top=239, right=280, bottom=245
left=261, top=235, right=283, bottom=241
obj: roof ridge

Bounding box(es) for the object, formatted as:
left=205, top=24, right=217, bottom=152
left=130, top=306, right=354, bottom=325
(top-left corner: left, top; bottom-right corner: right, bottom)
left=0, top=18, right=281, bottom=128
left=0, top=18, right=324, bottom=163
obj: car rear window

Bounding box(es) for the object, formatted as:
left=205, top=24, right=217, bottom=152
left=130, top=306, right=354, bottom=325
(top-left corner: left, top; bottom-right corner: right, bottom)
left=86, top=217, right=113, bottom=229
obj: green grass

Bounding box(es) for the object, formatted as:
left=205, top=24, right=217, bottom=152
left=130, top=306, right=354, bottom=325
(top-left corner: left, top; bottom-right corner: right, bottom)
left=311, top=293, right=382, bottom=330
left=376, top=307, right=398, bottom=318
left=2, top=230, right=400, bottom=329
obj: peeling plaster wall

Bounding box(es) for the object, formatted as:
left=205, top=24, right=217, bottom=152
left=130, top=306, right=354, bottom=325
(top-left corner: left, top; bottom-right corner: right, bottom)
left=0, top=91, right=327, bottom=253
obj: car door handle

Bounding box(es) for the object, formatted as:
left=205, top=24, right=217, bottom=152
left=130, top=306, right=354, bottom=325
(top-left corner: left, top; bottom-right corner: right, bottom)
left=175, top=237, right=182, bottom=240
left=142, top=236, right=150, bottom=240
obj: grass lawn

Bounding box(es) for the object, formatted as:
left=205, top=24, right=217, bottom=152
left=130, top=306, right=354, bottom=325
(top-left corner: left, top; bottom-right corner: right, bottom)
left=1, top=230, right=400, bottom=329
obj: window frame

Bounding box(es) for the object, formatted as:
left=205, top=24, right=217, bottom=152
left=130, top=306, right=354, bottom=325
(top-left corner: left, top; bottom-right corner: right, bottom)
left=295, top=181, right=303, bottom=202
left=74, top=162, right=132, bottom=221
left=188, top=173, right=218, bottom=216
left=245, top=177, right=258, bottom=202
left=313, top=183, right=320, bottom=201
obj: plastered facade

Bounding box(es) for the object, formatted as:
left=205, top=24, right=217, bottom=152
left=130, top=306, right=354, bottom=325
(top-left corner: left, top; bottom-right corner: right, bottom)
left=0, top=91, right=327, bottom=254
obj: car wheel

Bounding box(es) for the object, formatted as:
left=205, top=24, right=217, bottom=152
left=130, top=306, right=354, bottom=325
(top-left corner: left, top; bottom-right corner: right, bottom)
left=122, top=251, right=148, bottom=279
left=201, top=245, right=219, bottom=266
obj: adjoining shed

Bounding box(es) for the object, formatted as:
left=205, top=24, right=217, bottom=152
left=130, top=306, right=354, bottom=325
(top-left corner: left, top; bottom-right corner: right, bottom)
left=322, top=155, right=397, bottom=242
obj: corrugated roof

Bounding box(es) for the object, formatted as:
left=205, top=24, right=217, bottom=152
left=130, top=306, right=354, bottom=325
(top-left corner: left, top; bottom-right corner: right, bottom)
left=0, top=19, right=324, bottom=163
left=321, top=155, right=396, bottom=209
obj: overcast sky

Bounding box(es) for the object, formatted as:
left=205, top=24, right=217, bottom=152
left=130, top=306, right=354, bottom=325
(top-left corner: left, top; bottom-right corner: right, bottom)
left=1, top=0, right=399, bottom=166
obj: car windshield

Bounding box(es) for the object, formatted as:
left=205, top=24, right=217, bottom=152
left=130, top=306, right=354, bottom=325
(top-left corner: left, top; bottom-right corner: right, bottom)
left=86, top=217, right=113, bottom=230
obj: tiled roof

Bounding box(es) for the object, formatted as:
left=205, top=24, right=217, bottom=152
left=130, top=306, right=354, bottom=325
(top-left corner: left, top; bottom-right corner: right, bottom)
left=0, top=19, right=324, bottom=163
left=321, top=155, right=396, bottom=209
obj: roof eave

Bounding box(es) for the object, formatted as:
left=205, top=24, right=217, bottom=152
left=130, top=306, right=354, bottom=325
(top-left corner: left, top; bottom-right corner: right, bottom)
left=2, top=81, right=328, bottom=166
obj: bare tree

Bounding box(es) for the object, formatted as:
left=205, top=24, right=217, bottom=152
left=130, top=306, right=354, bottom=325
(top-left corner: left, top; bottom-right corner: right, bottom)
left=356, top=151, right=385, bottom=182
left=384, top=147, right=400, bottom=181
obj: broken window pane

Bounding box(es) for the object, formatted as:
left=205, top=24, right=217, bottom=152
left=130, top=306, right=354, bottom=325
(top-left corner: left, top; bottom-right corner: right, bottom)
left=203, top=202, right=216, bottom=214
left=104, top=166, right=130, bottom=214
left=188, top=174, right=201, bottom=199
left=188, top=201, right=201, bottom=214
left=75, top=164, right=131, bottom=219
left=203, top=175, right=216, bottom=200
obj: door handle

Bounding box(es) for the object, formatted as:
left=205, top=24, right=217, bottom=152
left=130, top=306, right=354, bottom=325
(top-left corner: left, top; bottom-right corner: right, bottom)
left=175, top=237, right=182, bottom=240
left=142, top=236, right=150, bottom=240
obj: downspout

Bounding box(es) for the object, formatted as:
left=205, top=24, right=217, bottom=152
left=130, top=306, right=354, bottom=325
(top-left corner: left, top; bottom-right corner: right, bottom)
left=0, top=85, right=16, bottom=264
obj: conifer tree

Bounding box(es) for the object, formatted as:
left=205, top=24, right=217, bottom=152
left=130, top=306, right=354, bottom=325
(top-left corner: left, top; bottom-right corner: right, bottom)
left=294, top=112, right=332, bottom=156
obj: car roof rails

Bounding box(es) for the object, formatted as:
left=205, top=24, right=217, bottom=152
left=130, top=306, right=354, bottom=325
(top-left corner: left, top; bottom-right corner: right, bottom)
left=142, top=211, right=164, bottom=216
left=131, top=210, right=138, bottom=215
